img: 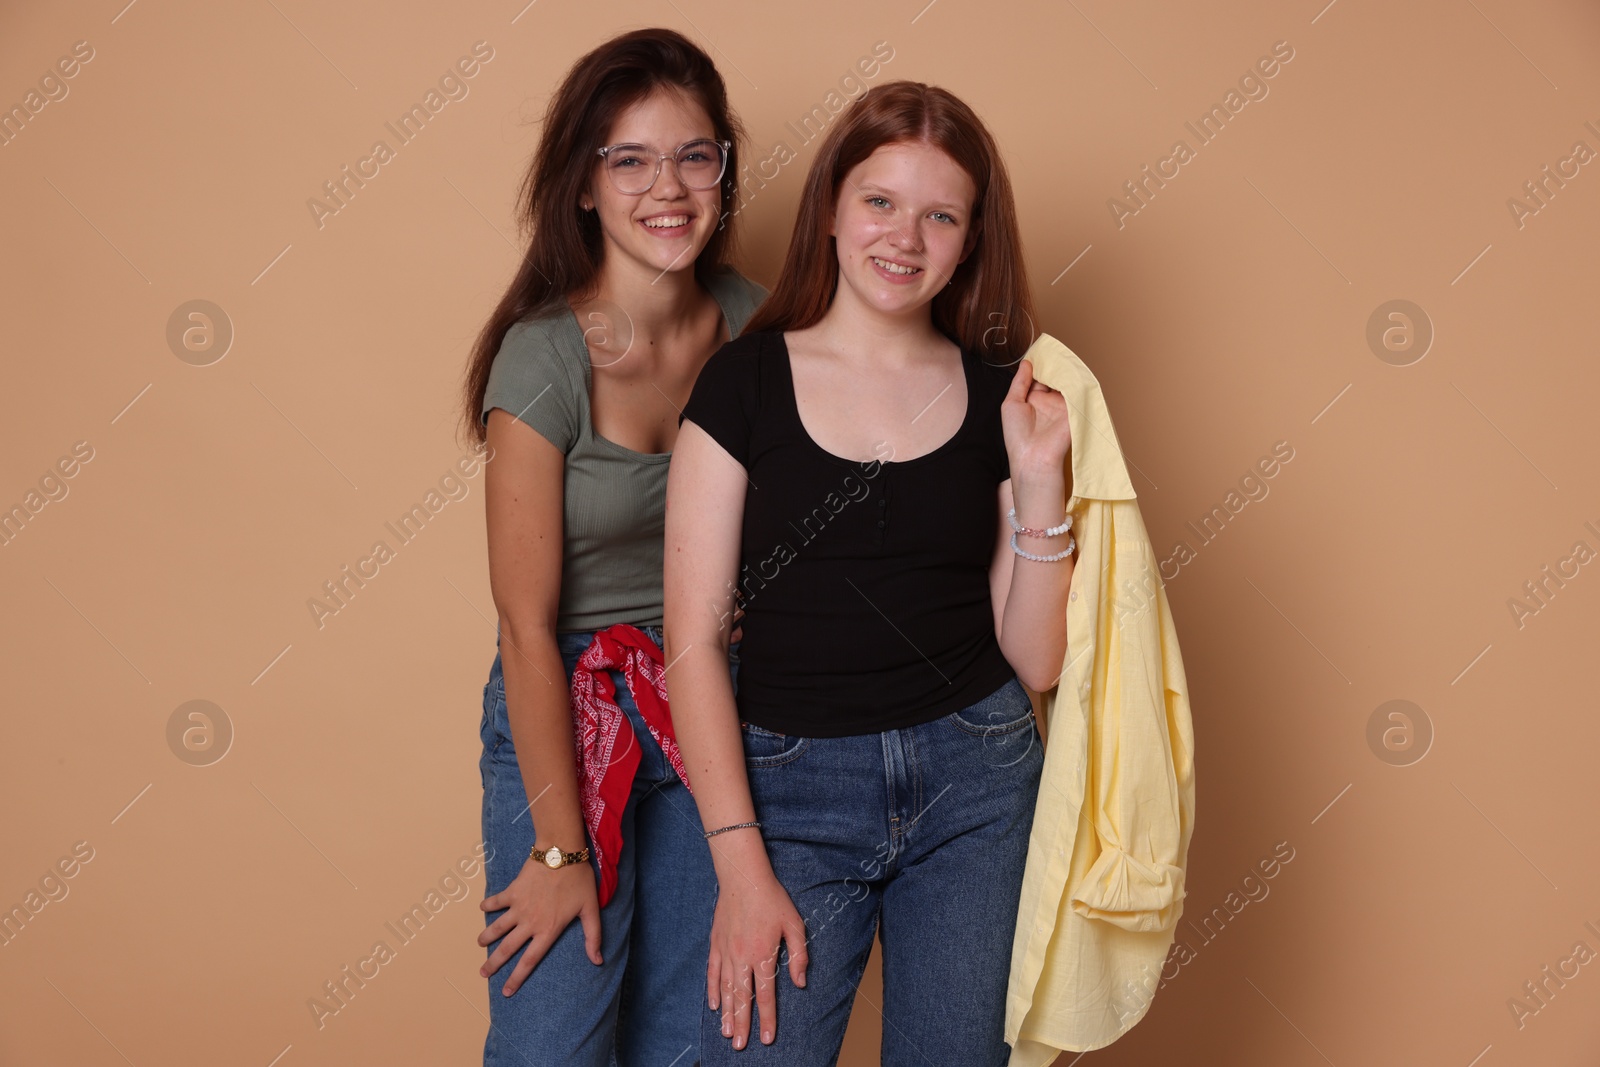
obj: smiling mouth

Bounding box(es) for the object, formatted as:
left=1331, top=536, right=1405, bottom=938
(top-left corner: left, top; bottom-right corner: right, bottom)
left=872, top=256, right=921, bottom=276
left=642, top=215, right=692, bottom=229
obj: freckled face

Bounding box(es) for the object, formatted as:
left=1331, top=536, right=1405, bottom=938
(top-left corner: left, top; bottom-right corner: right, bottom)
left=829, top=141, right=977, bottom=317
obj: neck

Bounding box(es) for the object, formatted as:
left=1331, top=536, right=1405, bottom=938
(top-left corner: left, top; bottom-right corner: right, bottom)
left=813, top=280, right=946, bottom=368
left=592, top=253, right=707, bottom=338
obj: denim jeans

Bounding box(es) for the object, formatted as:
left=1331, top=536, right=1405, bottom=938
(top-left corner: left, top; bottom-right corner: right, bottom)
left=701, top=675, right=1044, bottom=1067
left=479, top=626, right=737, bottom=1067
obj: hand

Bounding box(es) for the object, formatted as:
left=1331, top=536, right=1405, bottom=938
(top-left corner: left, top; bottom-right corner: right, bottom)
left=1001, top=358, right=1073, bottom=477
left=478, top=855, right=602, bottom=995
left=707, top=872, right=809, bottom=1049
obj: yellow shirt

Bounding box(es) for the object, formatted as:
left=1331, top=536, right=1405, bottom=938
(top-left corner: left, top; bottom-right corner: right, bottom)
left=1004, top=333, right=1197, bottom=1063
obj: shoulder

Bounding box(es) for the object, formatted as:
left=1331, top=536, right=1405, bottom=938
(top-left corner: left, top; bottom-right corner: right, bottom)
left=714, top=326, right=775, bottom=358
left=694, top=329, right=773, bottom=390
left=482, top=306, right=585, bottom=423
left=685, top=330, right=779, bottom=412
left=705, top=268, right=769, bottom=337
left=708, top=266, right=769, bottom=306
left=969, top=350, right=1020, bottom=403
left=496, top=306, right=579, bottom=366
left=489, top=308, right=584, bottom=384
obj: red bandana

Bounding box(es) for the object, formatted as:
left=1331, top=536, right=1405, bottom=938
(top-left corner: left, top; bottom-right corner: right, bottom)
left=568, top=624, right=694, bottom=906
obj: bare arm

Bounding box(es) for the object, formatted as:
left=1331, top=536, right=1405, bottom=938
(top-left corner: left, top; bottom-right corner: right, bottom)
left=663, top=421, right=808, bottom=1049
left=476, top=408, right=603, bottom=991
left=661, top=421, right=760, bottom=872
left=990, top=359, right=1076, bottom=692
left=991, top=477, right=1075, bottom=692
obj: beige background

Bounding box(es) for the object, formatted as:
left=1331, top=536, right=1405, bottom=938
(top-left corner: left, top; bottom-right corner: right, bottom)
left=3, top=0, right=1598, bottom=1064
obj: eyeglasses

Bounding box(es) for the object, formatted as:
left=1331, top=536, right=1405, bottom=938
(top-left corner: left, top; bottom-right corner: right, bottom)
left=595, top=138, right=731, bottom=195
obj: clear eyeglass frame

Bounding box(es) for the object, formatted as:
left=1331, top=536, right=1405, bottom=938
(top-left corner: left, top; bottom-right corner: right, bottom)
left=594, top=138, right=732, bottom=195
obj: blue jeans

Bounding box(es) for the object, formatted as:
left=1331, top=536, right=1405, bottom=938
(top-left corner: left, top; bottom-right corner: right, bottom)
left=702, top=676, right=1044, bottom=1067
left=479, top=626, right=737, bottom=1067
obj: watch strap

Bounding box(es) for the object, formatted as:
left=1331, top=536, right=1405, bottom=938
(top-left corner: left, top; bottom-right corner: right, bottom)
left=530, top=843, right=591, bottom=869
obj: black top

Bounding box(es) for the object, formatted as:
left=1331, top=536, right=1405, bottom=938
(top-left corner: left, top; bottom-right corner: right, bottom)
left=679, top=329, right=1019, bottom=737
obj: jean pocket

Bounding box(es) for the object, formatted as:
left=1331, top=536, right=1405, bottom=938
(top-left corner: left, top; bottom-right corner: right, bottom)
left=740, top=721, right=808, bottom=767
left=947, top=678, right=1036, bottom=737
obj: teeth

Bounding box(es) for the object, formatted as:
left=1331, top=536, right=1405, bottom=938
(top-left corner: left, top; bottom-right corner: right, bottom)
left=873, top=256, right=919, bottom=275
left=643, top=216, right=690, bottom=228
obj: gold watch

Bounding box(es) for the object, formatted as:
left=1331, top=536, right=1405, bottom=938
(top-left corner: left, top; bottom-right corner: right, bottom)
left=531, top=843, right=590, bottom=870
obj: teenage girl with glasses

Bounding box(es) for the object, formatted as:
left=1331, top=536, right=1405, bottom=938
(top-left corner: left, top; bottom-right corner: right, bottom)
left=460, top=27, right=764, bottom=1067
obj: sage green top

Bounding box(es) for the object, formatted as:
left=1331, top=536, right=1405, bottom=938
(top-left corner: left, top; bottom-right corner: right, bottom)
left=481, top=268, right=767, bottom=632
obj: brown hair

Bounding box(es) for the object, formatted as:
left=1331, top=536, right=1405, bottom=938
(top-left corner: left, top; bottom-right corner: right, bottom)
left=745, top=80, right=1035, bottom=363
left=459, top=28, right=747, bottom=443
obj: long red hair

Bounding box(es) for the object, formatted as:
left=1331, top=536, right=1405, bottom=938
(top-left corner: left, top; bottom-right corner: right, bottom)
left=745, top=80, right=1035, bottom=363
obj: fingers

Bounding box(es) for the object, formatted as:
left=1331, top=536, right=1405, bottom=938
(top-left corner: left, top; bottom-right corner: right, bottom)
left=707, top=940, right=799, bottom=1050
left=754, top=951, right=778, bottom=1046
left=477, top=909, right=518, bottom=951
left=479, top=921, right=533, bottom=981
left=707, top=898, right=798, bottom=1050
left=730, top=962, right=754, bottom=1051
left=785, top=920, right=810, bottom=989
left=1006, top=357, right=1034, bottom=403
left=579, top=899, right=604, bottom=966
left=719, top=959, right=741, bottom=1045
left=501, top=931, right=553, bottom=997
left=1010, top=357, right=1066, bottom=405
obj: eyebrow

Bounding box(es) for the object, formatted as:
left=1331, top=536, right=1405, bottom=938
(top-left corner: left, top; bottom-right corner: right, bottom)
left=856, top=183, right=967, bottom=213
left=607, top=136, right=717, bottom=150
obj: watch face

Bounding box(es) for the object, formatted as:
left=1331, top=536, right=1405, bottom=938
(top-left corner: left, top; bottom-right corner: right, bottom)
left=542, top=847, right=561, bottom=869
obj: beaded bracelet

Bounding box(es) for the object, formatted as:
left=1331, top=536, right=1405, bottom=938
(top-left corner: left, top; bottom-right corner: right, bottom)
left=1007, top=507, right=1072, bottom=539
left=703, top=820, right=761, bottom=840
left=1011, top=531, right=1076, bottom=562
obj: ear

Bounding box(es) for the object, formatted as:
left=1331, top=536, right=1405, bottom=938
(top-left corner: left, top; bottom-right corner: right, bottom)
left=827, top=185, right=844, bottom=238
left=959, top=219, right=983, bottom=264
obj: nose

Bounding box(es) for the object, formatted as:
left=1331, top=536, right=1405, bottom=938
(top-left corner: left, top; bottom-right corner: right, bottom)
left=886, top=220, right=924, bottom=254
left=651, top=155, right=689, bottom=198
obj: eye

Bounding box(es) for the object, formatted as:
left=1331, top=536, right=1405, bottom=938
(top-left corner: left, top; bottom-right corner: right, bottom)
left=931, top=211, right=957, bottom=224
left=607, top=146, right=650, bottom=168
left=679, top=142, right=717, bottom=164
left=866, top=195, right=890, bottom=209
